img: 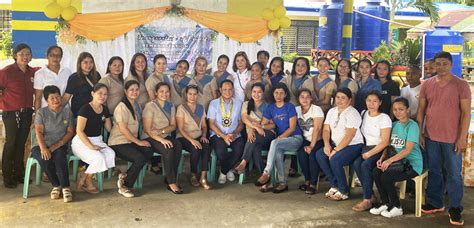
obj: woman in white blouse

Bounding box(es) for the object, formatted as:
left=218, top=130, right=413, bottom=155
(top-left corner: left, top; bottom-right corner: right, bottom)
left=296, top=88, right=324, bottom=195
left=352, top=90, right=391, bottom=211
left=316, top=88, right=364, bottom=201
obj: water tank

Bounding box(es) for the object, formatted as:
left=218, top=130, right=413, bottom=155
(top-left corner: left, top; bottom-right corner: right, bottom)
left=352, top=0, right=390, bottom=51
left=424, top=26, right=464, bottom=77
left=317, top=0, right=344, bottom=51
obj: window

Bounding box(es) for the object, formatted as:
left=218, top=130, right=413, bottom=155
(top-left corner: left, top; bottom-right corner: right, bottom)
left=0, top=10, right=11, bottom=31
left=281, top=20, right=318, bottom=56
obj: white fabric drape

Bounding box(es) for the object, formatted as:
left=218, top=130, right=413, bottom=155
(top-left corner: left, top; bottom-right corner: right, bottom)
left=59, top=16, right=280, bottom=77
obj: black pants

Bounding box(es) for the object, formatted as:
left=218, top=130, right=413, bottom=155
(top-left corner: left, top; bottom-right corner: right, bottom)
left=210, top=135, right=245, bottom=174
left=373, top=165, right=418, bottom=208
left=241, top=130, right=275, bottom=173
left=2, top=109, right=33, bottom=183
left=146, top=136, right=182, bottom=184
left=31, top=145, right=70, bottom=188
left=178, top=137, right=210, bottom=174
left=110, top=143, right=154, bottom=188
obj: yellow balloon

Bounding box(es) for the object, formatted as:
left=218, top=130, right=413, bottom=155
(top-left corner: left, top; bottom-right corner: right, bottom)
left=61, top=6, right=78, bottom=21
left=57, top=0, right=72, bottom=8
left=262, top=8, right=274, bottom=20
left=44, top=3, right=61, bottom=19
left=273, top=6, right=286, bottom=18
left=268, top=19, right=280, bottom=31
left=279, top=16, right=291, bottom=29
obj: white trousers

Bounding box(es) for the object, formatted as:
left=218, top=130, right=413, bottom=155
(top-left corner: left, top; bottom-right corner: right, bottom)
left=71, top=135, right=115, bottom=174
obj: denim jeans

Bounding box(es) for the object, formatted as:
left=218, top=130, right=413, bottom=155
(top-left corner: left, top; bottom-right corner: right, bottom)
left=316, top=143, right=363, bottom=193
left=264, top=135, right=303, bottom=184
left=297, top=139, right=324, bottom=185
left=31, top=146, right=70, bottom=188
left=353, top=146, right=382, bottom=199
left=110, top=143, right=154, bottom=188
left=425, top=138, right=463, bottom=210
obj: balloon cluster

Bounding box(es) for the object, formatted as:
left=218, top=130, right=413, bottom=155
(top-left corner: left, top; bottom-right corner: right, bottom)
left=262, top=6, right=291, bottom=31
left=44, top=0, right=78, bottom=21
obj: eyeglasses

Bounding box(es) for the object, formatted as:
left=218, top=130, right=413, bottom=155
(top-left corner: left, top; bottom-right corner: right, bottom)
left=187, top=84, right=198, bottom=88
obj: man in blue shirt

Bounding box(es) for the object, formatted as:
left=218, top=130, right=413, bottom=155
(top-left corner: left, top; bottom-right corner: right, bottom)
left=208, top=79, right=244, bottom=184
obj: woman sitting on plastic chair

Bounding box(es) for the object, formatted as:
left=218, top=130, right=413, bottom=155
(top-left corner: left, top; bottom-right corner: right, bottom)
left=316, top=88, right=364, bottom=201
left=255, top=83, right=303, bottom=193
left=142, top=82, right=183, bottom=194
left=108, top=80, right=154, bottom=198
left=234, top=82, right=275, bottom=175
left=352, top=90, right=391, bottom=212
left=71, top=83, right=116, bottom=194
left=370, top=97, right=423, bottom=218
left=31, top=85, right=75, bottom=202
left=296, top=88, right=324, bottom=195
left=176, top=84, right=211, bottom=190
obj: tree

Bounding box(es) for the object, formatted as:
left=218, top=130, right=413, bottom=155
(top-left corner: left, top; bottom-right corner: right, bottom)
left=389, top=0, right=440, bottom=24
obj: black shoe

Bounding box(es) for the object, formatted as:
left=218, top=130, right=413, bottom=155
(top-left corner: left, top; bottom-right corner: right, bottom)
left=448, top=208, right=464, bottom=226
left=305, top=185, right=316, bottom=195
left=272, top=184, right=288, bottom=193
left=167, top=185, right=183, bottom=194
left=298, top=183, right=308, bottom=191
left=421, top=204, right=445, bottom=214
left=288, top=168, right=300, bottom=178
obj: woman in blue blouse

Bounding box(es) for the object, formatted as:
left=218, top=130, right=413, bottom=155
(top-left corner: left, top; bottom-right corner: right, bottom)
left=255, top=83, right=303, bottom=193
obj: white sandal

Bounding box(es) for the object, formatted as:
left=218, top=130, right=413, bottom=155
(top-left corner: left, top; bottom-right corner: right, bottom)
left=50, top=187, right=61, bottom=200
left=325, top=187, right=338, bottom=198
left=330, top=191, right=349, bottom=201
left=62, top=188, right=73, bottom=203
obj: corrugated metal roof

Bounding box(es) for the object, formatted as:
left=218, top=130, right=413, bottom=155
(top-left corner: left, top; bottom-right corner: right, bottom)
left=408, top=9, right=474, bottom=33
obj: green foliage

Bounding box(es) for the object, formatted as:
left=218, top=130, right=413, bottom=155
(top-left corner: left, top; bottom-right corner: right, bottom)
left=372, top=41, right=392, bottom=64
left=282, top=52, right=299, bottom=63
left=390, top=0, right=440, bottom=24
left=0, top=31, right=12, bottom=59
left=391, top=38, right=421, bottom=66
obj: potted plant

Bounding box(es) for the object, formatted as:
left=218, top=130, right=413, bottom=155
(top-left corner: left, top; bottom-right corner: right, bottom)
left=391, top=38, right=421, bottom=77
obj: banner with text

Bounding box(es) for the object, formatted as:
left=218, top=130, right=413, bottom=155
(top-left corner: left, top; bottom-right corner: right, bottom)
left=135, top=26, right=213, bottom=72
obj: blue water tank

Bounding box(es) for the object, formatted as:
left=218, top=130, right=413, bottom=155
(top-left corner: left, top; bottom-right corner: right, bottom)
left=352, top=0, right=390, bottom=51
left=424, top=26, right=464, bottom=77
left=317, top=0, right=344, bottom=51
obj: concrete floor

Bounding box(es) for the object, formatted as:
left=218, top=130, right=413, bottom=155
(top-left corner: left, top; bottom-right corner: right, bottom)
left=1, top=162, right=473, bottom=228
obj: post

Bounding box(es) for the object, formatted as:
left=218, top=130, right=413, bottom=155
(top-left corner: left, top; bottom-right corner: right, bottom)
left=342, top=0, right=354, bottom=59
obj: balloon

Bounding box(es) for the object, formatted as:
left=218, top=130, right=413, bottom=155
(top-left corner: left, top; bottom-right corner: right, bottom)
left=268, top=19, right=280, bottom=31
left=44, top=3, right=61, bottom=19
left=262, top=8, right=274, bottom=20
left=61, top=6, right=78, bottom=21
left=57, top=0, right=72, bottom=8
left=279, top=16, right=291, bottom=29
left=273, top=6, right=286, bottom=18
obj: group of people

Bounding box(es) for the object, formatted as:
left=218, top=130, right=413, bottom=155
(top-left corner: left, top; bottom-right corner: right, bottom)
left=0, top=43, right=470, bottom=226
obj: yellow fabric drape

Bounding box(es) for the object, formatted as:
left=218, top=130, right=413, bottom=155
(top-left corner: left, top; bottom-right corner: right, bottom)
left=185, top=9, right=269, bottom=43
left=67, top=6, right=271, bottom=43
left=69, top=7, right=170, bottom=41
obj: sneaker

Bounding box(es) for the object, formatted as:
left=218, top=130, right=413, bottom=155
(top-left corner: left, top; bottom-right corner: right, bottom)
left=370, top=204, right=389, bottom=215
left=421, top=204, right=445, bottom=214
left=381, top=206, right=403, bottom=218
left=117, top=173, right=126, bottom=189
left=218, top=173, right=227, bottom=184
left=325, top=187, right=338, bottom=198
left=118, top=187, right=134, bottom=198
left=448, top=208, right=464, bottom=226
left=226, top=171, right=235, bottom=182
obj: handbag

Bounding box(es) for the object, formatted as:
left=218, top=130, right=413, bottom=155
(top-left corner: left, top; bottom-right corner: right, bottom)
left=383, top=146, right=411, bottom=172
